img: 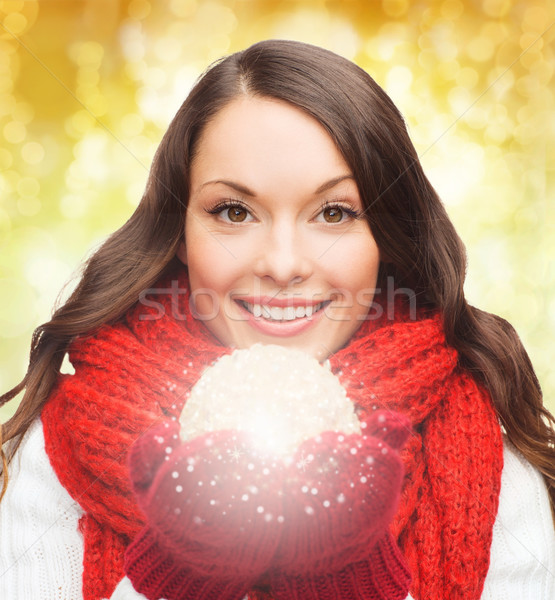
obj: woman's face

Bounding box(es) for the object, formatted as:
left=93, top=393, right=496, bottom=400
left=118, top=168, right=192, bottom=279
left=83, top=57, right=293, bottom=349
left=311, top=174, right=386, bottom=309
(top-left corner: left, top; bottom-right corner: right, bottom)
left=178, top=96, right=380, bottom=360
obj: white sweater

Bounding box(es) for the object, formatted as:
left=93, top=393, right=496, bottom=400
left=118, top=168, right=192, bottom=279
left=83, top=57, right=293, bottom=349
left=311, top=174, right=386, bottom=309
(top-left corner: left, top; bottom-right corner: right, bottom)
left=1, top=418, right=554, bottom=599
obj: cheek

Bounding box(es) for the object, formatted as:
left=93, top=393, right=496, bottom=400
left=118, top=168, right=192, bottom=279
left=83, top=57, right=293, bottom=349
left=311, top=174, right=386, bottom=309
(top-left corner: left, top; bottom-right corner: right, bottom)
left=184, top=231, right=248, bottom=298
left=325, top=238, right=380, bottom=295
left=184, top=242, right=233, bottom=329
left=357, top=257, right=380, bottom=293
left=187, top=245, right=227, bottom=292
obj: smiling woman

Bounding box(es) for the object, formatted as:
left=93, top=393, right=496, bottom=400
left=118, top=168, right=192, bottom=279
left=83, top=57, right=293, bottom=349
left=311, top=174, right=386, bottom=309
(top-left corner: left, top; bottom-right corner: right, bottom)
left=0, top=40, right=554, bottom=600
left=179, top=96, right=380, bottom=359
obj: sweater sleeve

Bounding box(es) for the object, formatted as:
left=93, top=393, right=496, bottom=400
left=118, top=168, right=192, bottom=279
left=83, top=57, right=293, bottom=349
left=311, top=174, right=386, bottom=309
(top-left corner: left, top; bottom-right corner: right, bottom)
left=480, top=436, right=555, bottom=599
left=108, top=576, right=149, bottom=599
left=0, top=418, right=85, bottom=599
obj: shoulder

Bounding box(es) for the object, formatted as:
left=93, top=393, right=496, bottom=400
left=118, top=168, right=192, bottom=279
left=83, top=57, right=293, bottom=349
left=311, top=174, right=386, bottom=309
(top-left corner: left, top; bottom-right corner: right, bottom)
left=2, top=418, right=69, bottom=502
left=482, top=436, right=555, bottom=599
left=2, top=418, right=81, bottom=505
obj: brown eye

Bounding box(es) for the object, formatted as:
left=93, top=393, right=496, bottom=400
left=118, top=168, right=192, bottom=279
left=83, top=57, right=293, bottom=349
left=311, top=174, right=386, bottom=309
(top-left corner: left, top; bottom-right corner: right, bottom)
left=323, top=206, right=343, bottom=223
left=227, top=206, right=248, bottom=222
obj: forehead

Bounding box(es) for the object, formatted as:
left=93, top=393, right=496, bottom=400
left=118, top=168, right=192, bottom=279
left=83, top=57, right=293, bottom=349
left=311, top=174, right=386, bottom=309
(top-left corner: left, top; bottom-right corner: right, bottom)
left=190, top=96, right=353, bottom=194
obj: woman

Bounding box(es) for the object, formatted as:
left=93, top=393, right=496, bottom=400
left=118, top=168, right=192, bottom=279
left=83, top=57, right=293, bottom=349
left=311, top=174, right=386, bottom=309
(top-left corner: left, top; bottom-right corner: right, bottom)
left=1, top=40, right=554, bottom=600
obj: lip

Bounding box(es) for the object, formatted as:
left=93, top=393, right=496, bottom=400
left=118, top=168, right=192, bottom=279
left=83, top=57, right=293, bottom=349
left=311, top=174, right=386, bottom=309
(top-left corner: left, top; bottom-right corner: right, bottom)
left=235, top=298, right=328, bottom=337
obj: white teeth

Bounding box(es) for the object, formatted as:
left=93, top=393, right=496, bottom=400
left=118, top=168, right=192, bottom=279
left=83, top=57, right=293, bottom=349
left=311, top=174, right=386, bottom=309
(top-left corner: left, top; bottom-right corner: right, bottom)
left=284, top=307, right=296, bottom=320
left=269, top=306, right=283, bottom=320
left=243, top=302, right=324, bottom=321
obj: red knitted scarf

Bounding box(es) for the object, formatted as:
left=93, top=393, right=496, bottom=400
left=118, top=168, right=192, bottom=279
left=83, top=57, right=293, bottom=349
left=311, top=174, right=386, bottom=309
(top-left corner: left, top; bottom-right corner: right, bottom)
left=42, top=266, right=503, bottom=600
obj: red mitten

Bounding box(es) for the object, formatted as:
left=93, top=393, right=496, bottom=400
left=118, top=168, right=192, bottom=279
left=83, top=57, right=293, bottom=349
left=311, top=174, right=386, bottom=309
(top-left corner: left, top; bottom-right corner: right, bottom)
left=125, top=419, right=285, bottom=600
left=269, top=410, right=412, bottom=600
left=124, top=527, right=250, bottom=599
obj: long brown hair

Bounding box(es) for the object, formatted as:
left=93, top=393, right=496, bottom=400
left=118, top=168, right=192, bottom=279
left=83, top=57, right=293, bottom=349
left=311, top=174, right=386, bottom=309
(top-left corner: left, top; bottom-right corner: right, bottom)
left=2, top=40, right=554, bottom=510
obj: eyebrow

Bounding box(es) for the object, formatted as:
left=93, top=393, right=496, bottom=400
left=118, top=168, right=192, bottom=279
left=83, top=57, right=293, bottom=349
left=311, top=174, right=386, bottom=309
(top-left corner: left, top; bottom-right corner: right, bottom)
left=200, top=174, right=355, bottom=197
left=315, top=174, right=355, bottom=194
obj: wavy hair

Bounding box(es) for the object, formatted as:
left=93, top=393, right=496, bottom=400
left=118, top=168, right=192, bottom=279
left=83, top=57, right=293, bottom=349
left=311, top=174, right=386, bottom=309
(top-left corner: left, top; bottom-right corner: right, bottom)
left=2, top=40, right=554, bottom=509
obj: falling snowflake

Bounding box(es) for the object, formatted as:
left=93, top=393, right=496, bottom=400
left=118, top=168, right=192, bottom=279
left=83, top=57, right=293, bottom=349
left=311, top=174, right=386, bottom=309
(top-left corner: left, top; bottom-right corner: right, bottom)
left=296, top=451, right=313, bottom=472
left=228, top=446, right=244, bottom=462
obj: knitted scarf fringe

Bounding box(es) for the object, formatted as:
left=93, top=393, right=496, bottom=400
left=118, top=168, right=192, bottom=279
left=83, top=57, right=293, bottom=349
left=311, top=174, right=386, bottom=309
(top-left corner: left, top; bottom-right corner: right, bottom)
left=41, top=266, right=503, bottom=600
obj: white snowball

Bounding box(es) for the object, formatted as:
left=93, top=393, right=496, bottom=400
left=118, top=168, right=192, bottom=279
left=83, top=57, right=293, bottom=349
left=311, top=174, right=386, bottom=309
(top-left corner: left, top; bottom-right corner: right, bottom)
left=179, top=344, right=360, bottom=457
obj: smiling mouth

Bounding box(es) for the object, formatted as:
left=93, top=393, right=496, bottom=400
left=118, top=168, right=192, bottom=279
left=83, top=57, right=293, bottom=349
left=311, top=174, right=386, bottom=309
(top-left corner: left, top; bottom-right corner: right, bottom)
left=237, top=300, right=329, bottom=321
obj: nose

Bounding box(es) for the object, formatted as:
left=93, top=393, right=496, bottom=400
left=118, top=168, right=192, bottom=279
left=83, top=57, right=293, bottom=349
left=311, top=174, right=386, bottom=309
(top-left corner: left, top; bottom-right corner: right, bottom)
left=253, top=221, right=313, bottom=286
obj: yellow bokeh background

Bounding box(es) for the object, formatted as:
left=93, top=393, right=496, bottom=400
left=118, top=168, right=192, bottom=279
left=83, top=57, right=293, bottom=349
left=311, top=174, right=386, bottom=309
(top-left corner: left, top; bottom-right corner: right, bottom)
left=1, top=0, right=554, bottom=421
